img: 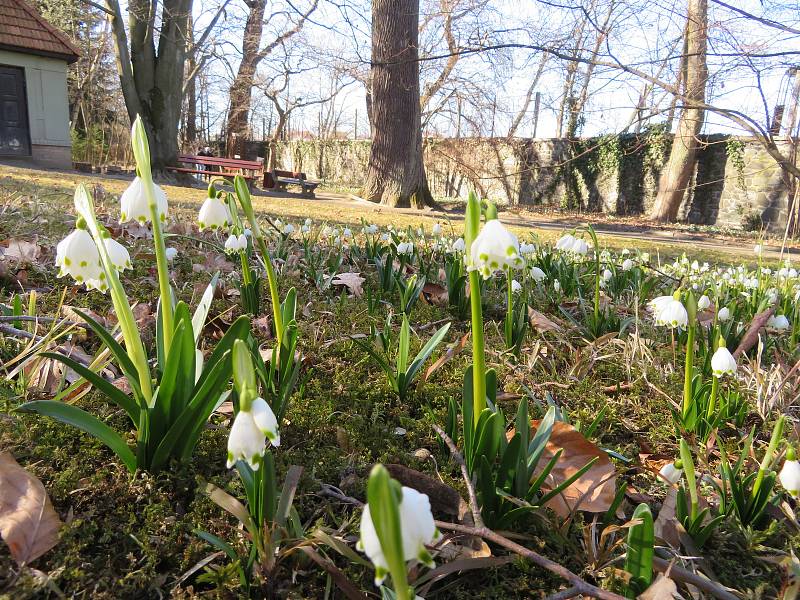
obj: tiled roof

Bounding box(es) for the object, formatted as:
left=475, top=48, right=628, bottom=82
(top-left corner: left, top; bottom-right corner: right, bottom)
left=0, top=0, right=79, bottom=62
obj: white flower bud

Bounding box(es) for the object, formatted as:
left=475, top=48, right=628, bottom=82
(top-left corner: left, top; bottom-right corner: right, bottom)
left=531, top=266, right=546, bottom=282
left=780, top=450, right=800, bottom=497
left=358, top=486, right=441, bottom=586
left=55, top=228, right=103, bottom=286
left=768, top=314, right=790, bottom=330
left=622, top=258, right=634, bottom=271
left=470, top=220, right=524, bottom=279
left=717, top=306, right=731, bottom=321
left=198, top=197, right=230, bottom=230
left=711, top=346, right=737, bottom=377
left=697, top=295, right=711, bottom=310
left=511, top=279, right=522, bottom=293
left=120, top=177, right=168, bottom=224
left=659, top=462, right=683, bottom=485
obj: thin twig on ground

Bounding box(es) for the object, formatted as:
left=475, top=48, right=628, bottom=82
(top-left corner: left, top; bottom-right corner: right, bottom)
left=432, top=424, right=484, bottom=528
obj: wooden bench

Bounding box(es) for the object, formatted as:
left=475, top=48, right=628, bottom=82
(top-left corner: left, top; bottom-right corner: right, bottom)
left=167, top=154, right=262, bottom=182
left=263, top=168, right=319, bottom=198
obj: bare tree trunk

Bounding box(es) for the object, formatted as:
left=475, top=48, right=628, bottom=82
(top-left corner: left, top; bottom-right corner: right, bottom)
left=225, top=0, right=267, bottom=158
left=105, top=0, right=191, bottom=172
left=185, top=16, right=197, bottom=146
left=650, top=0, right=708, bottom=222
left=362, top=0, right=432, bottom=209
left=225, top=0, right=318, bottom=158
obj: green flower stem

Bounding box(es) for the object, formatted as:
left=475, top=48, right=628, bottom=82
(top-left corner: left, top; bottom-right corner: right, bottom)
left=240, top=251, right=253, bottom=287
left=587, top=225, right=601, bottom=322
left=753, top=415, right=785, bottom=500
left=145, top=183, right=174, bottom=356
left=255, top=235, right=284, bottom=342
left=469, top=270, right=486, bottom=424
left=682, top=322, right=695, bottom=416
left=679, top=439, right=698, bottom=520
left=75, top=185, right=152, bottom=404
left=706, top=376, right=719, bottom=421
left=232, top=176, right=283, bottom=342
left=505, top=267, right=513, bottom=348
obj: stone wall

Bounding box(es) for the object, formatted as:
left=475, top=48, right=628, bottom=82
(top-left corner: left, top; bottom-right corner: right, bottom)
left=275, top=132, right=796, bottom=232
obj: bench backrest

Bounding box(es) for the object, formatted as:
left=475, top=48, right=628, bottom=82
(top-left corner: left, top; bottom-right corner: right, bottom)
left=272, top=168, right=305, bottom=180
left=178, top=154, right=262, bottom=170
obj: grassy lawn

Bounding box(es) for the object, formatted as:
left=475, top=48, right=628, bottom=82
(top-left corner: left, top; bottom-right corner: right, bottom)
left=0, top=165, right=797, bottom=599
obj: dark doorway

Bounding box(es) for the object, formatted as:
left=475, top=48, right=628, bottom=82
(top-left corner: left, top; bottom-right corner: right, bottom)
left=0, top=65, right=31, bottom=157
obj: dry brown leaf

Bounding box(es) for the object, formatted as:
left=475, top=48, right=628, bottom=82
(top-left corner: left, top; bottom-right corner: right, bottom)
left=528, top=308, right=562, bottom=333
left=653, top=488, right=681, bottom=549
left=193, top=254, right=235, bottom=274
left=638, top=574, right=679, bottom=600
left=421, top=282, right=449, bottom=306
left=423, top=332, right=469, bottom=383
left=331, top=272, right=365, bottom=297
left=733, top=307, right=775, bottom=358
left=0, top=238, right=41, bottom=264
left=528, top=420, right=617, bottom=517
left=0, top=453, right=62, bottom=565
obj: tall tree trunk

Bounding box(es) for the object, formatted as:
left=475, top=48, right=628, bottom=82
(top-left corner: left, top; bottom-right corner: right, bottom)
left=185, top=16, right=197, bottom=146
left=362, top=0, right=432, bottom=208
left=650, top=0, right=708, bottom=222
left=106, top=0, right=191, bottom=172
left=225, top=0, right=267, bottom=158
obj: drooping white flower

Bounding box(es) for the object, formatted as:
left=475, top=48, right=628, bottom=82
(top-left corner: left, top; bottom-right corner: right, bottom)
left=511, top=279, right=522, bottom=293
left=779, top=449, right=800, bottom=497
left=622, top=258, right=634, bottom=271
left=432, top=223, right=442, bottom=236
left=103, top=236, right=132, bottom=272
left=768, top=314, right=791, bottom=330
left=342, top=227, right=353, bottom=239
left=555, top=233, right=576, bottom=252
left=711, top=346, right=737, bottom=377
left=520, top=242, right=537, bottom=255
left=226, top=398, right=279, bottom=469
left=718, top=306, right=731, bottom=322
left=358, top=486, right=441, bottom=586
left=554, top=280, right=561, bottom=293
left=650, top=295, right=688, bottom=328
left=602, top=269, right=612, bottom=282
left=55, top=227, right=103, bottom=285
left=659, top=462, right=683, bottom=485
left=397, top=241, right=414, bottom=255
left=304, top=218, right=312, bottom=227
left=530, top=266, right=546, bottom=282
left=226, top=410, right=266, bottom=470
left=697, top=295, right=711, bottom=311
left=224, top=233, right=248, bottom=254
left=165, top=247, right=178, bottom=261
left=753, top=244, right=763, bottom=256
left=283, top=223, right=295, bottom=235
left=198, top=197, right=230, bottom=230
left=250, top=397, right=280, bottom=446
left=451, top=237, right=466, bottom=253
left=470, top=220, right=524, bottom=279
left=120, top=177, right=168, bottom=224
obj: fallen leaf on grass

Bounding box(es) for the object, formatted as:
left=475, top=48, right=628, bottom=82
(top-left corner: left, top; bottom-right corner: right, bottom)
left=733, top=307, right=775, bottom=358
left=0, top=453, right=62, bottom=565
left=423, top=332, right=469, bottom=383
left=421, top=282, right=448, bottom=306
left=332, top=272, right=365, bottom=297
left=193, top=254, right=235, bottom=274
left=528, top=308, right=562, bottom=333
left=653, top=488, right=681, bottom=549
left=0, top=238, right=41, bottom=264
left=638, top=574, right=679, bottom=600
left=528, top=420, right=617, bottom=517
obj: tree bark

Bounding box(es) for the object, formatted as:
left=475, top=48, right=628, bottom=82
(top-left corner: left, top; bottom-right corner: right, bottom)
left=650, top=0, right=708, bottom=222
left=224, top=1, right=318, bottom=158
left=105, top=0, right=191, bottom=172
left=362, top=0, right=432, bottom=209
left=225, top=0, right=267, bottom=158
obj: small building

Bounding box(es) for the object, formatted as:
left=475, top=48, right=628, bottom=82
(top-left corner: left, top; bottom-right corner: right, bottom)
left=0, top=0, right=78, bottom=169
